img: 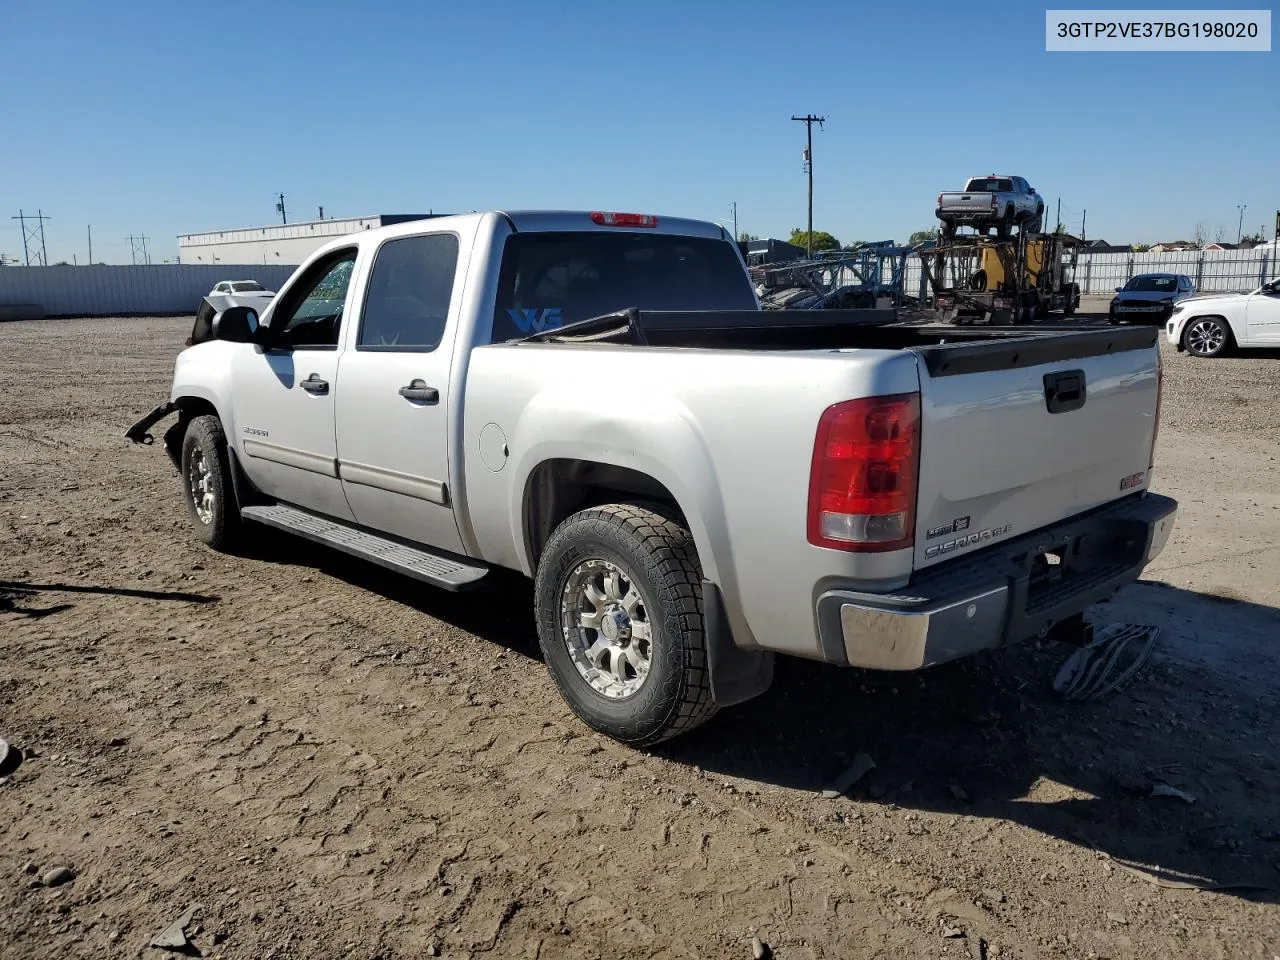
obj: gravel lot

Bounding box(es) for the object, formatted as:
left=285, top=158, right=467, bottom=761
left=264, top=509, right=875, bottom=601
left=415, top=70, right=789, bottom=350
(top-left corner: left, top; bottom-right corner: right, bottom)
left=2, top=312, right=1279, bottom=960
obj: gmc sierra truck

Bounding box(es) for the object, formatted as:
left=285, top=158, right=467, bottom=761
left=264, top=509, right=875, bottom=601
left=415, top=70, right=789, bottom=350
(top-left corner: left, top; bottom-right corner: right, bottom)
left=126, top=210, right=1176, bottom=746
left=937, top=175, right=1045, bottom=237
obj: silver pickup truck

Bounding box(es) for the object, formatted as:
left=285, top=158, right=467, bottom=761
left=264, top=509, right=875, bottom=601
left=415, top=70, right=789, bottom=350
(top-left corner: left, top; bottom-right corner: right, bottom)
left=937, top=175, right=1045, bottom=236
left=126, top=210, right=1176, bottom=746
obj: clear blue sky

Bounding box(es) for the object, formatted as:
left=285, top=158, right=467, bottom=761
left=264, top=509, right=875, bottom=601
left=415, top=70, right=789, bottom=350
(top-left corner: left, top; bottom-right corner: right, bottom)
left=1, top=0, right=1275, bottom=264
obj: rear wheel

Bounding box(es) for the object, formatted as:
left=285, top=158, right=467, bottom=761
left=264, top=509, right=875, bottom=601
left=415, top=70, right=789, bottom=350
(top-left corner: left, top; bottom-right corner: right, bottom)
left=1064, top=285, right=1079, bottom=316
left=533, top=503, right=717, bottom=746
left=1183, top=316, right=1231, bottom=358
left=180, top=415, right=240, bottom=550
left=996, top=206, right=1015, bottom=239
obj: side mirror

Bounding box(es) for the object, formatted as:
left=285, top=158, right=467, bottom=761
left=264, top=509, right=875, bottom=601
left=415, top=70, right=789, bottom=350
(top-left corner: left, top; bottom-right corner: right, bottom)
left=212, top=306, right=260, bottom=343
left=1114, top=286, right=1123, bottom=293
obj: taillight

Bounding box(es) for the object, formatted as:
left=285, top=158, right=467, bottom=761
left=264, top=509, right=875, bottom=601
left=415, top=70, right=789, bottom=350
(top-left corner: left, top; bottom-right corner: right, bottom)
left=807, top=393, right=921, bottom=552
left=590, top=212, right=657, bottom=227
left=1149, top=358, right=1163, bottom=473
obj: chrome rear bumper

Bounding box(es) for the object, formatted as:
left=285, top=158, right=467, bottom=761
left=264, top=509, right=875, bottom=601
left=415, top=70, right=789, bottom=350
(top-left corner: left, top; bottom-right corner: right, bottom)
left=816, top=493, right=1177, bottom=671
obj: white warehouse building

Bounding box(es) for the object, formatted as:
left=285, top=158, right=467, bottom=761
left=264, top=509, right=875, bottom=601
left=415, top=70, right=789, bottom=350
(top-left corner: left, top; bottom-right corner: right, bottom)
left=177, top=213, right=439, bottom=266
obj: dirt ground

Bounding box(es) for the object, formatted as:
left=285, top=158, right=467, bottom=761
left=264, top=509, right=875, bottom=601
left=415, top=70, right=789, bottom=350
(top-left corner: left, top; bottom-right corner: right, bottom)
left=2, top=310, right=1279, bottom=960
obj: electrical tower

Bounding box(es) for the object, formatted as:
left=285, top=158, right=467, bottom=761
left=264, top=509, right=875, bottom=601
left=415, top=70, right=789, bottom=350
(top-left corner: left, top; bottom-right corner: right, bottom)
left=791, top=115, right=825, bottom=258
left=11, top=210, right=51, bottom=266
left=128, top=234, right=152, bottom=266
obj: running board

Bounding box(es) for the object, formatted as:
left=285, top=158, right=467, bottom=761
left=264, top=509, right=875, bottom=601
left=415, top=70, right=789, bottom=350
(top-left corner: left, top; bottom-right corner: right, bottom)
left=240, top=504, right=489, bottom=591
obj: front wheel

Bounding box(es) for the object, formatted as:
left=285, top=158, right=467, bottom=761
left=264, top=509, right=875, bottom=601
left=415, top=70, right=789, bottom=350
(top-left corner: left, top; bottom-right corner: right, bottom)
left=533, top=503, right=717, bottom=746
left=180, top=415, right=240, bottom=550
left=1183, top=316, right=1232, bottom=358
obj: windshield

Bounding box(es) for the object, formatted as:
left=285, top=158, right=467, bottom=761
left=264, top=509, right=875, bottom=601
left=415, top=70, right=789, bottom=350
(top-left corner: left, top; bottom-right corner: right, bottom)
left=230, top=281, right=265, bottom=292
left=491, top=232, right=755, bottom=341
left=1124, top=276, right=1177, bottom=292
left=964, top=178, right=1013, bottom=192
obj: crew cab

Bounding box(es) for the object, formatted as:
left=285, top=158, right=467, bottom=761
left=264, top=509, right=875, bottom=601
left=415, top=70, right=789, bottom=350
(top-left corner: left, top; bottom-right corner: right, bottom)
left=126, top=210, right=1176, bottom=746
left=1167, top=277, right=1280, bottom=357
left=937, top=175, right=1045, bottom=236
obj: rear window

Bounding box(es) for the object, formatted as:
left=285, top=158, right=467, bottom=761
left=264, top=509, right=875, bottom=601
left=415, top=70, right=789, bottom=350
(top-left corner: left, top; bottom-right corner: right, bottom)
left=230, top=281, right=265, bottom=292
left=491, top=232, right=755, bottom=341
left=1124, top=276, right=1177, bottom=292
left=965, top=179, right=1013, bottom=192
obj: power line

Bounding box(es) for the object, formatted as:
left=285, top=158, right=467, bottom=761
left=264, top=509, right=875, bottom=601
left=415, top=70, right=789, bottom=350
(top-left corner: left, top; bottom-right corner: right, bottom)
left=791, top=114, right=825, bottom=257
left=10, top=209, right=50, bottom=266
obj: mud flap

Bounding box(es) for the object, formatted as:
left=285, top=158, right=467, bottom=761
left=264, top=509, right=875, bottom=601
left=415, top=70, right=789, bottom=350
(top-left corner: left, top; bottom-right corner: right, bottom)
left=702, top=579, right=774, bottom=707
left=124, top=400, right=178, bottom=445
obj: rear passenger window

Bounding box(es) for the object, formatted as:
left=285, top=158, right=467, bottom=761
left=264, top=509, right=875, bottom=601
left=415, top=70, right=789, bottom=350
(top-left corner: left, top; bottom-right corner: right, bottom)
left=358, top=234, right=460, bottom=351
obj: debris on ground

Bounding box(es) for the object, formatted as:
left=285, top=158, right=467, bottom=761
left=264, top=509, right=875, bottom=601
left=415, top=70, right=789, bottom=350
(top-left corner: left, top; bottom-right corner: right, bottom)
left=820, top=752, right=876, bottom=799
left=41, top=866, right=75, bottom=887
left=1150, top=782, right=1196, bottom=804
left=150, top=904, right=203, bottom=952
left=0, top=738, right=23, bottom=777
left=1052, top=624, right=1160, bottom=702
left=750, top=934, right=772, bottom=959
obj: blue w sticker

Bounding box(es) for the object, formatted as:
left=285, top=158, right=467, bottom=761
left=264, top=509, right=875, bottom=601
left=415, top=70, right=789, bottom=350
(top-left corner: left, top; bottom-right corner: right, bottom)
left=507, top=307, right=563, bottom=333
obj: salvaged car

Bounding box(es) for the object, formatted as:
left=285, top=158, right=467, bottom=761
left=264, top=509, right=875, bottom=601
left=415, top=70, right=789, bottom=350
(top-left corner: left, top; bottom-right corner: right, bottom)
left=127, top=210, right=1176, bottom=745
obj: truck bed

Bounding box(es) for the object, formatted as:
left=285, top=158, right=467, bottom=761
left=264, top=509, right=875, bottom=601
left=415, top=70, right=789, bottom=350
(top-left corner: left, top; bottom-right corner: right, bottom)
left=515, top=307, right=1157, bottom=358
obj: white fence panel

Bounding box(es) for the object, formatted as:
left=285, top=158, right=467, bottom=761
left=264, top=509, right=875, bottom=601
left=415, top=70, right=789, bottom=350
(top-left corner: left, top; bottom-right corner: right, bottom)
left=898, top=246, right=1278, bottom=299
left=0, top=264, right=299, bottom=317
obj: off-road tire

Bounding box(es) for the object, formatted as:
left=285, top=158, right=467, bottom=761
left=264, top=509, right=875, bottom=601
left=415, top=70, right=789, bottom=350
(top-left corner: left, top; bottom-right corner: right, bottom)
left=180, top=415, right=240, bottom=550
left=533, top=503, right=717, bottom=746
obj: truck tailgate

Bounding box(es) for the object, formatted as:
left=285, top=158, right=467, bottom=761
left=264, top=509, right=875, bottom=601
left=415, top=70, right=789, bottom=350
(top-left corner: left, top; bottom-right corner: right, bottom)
left=938, top=193, right=996, bottom=213
left=911, top=329, right=1160, bottom=571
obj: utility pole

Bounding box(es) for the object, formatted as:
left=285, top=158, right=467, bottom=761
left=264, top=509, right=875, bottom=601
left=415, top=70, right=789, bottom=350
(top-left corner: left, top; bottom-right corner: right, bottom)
left=1236, top=203, right=1246, bottom=243
left=731, top=201, right=738, bottom=241
left=318, top=205, right=324, bottom=220
left=791, top=114, right=825, bottom=257
left=276, top=192, right=287, bottom=225
left=87, top=224, right=92, bottom=265
left=11, top=210, right=51, bottom=266
left=1081, top=208, right=1087, bottom=244
left=1055, top=197, right=1062, bottom=234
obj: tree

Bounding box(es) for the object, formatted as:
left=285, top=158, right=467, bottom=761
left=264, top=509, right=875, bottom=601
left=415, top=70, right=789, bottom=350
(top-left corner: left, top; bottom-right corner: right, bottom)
left=1132, top=243, right=1150, bottom=253
left=1192, top=221, right=1208, bottom=248
left=738, top=232, right=760, bottom=243
left=788, top=229, right=840, bottom=253
left=1240, top=231, right=1264, bottom=244
left=907, top=228, right=939, bottom=247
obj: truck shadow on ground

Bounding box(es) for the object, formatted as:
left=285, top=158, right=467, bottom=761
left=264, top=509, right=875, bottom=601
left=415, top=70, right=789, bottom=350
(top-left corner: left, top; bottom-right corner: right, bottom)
left=667, top=581, right=1280, bottom=903
left=0, top=579, right=219, bottom=618
left=245, top=533, right=1280, bottom=903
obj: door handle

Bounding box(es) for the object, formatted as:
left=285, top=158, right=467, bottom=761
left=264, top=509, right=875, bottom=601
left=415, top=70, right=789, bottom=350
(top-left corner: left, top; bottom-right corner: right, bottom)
left=300, top=374, right=329, bottom=395
left=398, top=379, right=439, bottom=404
left=1043, top=369, right=1086, bottom=414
